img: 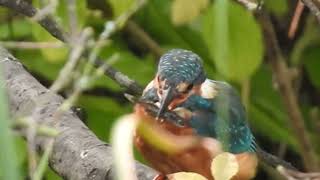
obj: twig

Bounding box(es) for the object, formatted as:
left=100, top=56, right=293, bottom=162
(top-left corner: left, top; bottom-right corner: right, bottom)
left=256, top=11, right=319, bottom=171
left=288, top=1, right=305, bottom=39
left=0, top=0, right=68, bottom=42
left=26, top=116, right=38, bottom=178
left=66, top=0, right=79, bottom=42
left=277, top=166, right=320, bottom=180
left=301, top=0, right=320, bottom=24
left=13, top=117, right=59, bottom=137
left=94, top=59, right=143, bottom=95
left=31, top=0, right=58, bottom=22
left=0, top=0, right=146, bottom=96
left=125, top=21, right=164, bottom=58
left=0, top=41, right=64, bottom=49
left=241, top=79, right=250, bottom=110
left=32, top=139, right=54, bottom=180
left=50, top=28, right=92, bottom=92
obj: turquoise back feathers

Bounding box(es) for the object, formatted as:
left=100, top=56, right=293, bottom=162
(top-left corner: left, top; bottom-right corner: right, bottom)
left=178, top=80, right=256, bottom=153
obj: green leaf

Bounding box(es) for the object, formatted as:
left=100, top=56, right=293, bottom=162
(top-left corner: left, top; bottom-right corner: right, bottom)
left=291, top=17, right=320, bottom=65
left=171, top=0, right=209, bottom=26
left=32, top=0, right=88, bottom=62
left=249, top=66, right=298, bottom=150
left=0, top=20, right=32, bottom=40
left=202, top=1, right=263, bottom=83
left=0, top=54, right=21, bottom=179
left=211, top=152, right=239, bottom=180
left=303, top=46, right=320, bottom=89
left=108, top=0, right=136, bottom=17
left=15, top=50, right=64, bottom=81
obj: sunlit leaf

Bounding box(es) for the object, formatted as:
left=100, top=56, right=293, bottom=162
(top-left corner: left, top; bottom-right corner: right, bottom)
left=211, top=152, right=239, bottom=180
left=111, top=114, right=139, bottom=180
left=202, top=1, right=263, bottom=83
left=171, top=0, right=209, bottom=25
left=168, top=172, right=208, bottom=180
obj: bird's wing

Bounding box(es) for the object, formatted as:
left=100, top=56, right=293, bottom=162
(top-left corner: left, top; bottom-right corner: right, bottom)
left=189, top=79, right=256, bottom=153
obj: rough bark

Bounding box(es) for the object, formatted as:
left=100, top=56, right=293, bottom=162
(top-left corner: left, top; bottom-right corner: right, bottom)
left=0, top=46, right=157, bottom=180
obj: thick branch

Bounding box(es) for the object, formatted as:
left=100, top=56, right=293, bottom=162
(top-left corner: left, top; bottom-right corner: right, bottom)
left=0, top=47, right=157, bottom=180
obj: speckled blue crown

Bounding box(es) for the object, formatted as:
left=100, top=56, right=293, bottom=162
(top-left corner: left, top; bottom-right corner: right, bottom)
left=157, top=49, right=205, bottom=86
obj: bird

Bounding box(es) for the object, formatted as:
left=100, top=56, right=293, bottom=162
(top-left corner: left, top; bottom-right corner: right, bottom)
left=133, top=49, right=292, bottom=180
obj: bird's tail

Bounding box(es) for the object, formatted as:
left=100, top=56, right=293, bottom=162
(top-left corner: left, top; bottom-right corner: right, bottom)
left=256, top=147, right=297, bottom=170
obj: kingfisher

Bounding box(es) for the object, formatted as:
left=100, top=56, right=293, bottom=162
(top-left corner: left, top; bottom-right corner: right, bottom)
left=133, top=49, right=265, bottom=180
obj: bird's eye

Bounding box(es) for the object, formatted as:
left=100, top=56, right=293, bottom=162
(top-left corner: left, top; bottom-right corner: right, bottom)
left=187, top=84, right=193, bottom=91
left=182, top=84, right=193, bottom=93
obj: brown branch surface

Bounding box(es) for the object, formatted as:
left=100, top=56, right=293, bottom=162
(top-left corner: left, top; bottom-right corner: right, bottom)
left=0, top=46, right=157, bottom=180
left=256, top=12, right=319, bottom=171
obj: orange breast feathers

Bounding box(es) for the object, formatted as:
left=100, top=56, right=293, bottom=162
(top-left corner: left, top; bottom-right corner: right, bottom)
left=133, top=103, right=258, bottom=180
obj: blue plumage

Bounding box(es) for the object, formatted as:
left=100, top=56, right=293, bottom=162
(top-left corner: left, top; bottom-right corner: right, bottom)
left=157, top=49, right=206, bottom=87
left=142, top=49, right=256, bottom=154
left=178, top=81, right=256, bottom=153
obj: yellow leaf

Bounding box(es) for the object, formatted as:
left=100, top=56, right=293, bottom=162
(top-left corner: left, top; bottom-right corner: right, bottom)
left=168, top=172, right=208, bottom=180
left=211, top=152, right=239, bottom=180
left=171, top=0, right=209, bottom=25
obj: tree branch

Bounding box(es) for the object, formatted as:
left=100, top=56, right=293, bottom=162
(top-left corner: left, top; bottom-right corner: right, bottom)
left=301, top=0, right=320, bottom=24
left=0, top=46, right=157, bottom=180
left=256, top=11, right=319, bottom=171
left=0, top=0, right=68, bottom=42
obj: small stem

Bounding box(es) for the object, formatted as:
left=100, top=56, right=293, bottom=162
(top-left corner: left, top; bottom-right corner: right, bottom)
left=288, top=1, right=305, bottom=39
left=32, top=139, right=54, bottom=180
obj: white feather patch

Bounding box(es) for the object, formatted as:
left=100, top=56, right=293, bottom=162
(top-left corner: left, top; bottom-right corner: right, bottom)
left=173, top=107, right=192, bottom=119
left=200, top=79, right=218, bottom=99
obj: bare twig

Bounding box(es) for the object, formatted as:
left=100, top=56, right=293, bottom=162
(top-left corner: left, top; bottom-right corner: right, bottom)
left=257, top=11, right=319, bottom=171
left=0, top=0, right=68, bottom=42
left=50, top=28, right=92, bottom=92
left=277, top=166, right=320, bottom=180
left=288, top=1, right=305, bottom=39
left=94, top=59, right=144, bottom=95
left=66, top=0, right=79, bottom=42
left=13, top=118, right=59, bottom=137
left=302, top=0, right=320, bottom=24
left=32, top=139, right=54, bottom=180
left=27, top=117, right=38, bottom=178
left=125, top=21, right=164, bottom=58
left=31, top=0, right=58, bottom=22
left=0, top=41, right=64, bottom=49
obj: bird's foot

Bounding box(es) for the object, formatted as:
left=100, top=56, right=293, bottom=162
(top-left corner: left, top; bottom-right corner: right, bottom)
left=153, top=174, right=168, bottom=180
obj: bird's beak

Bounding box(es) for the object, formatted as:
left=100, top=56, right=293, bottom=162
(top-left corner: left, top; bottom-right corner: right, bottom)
left=157, top=87, right=175, bottom=119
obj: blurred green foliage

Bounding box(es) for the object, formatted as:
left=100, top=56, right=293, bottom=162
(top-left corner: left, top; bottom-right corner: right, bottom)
left=0, top=0, right=320, bottom=179
left=0, top=65, right=21, bottom=179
